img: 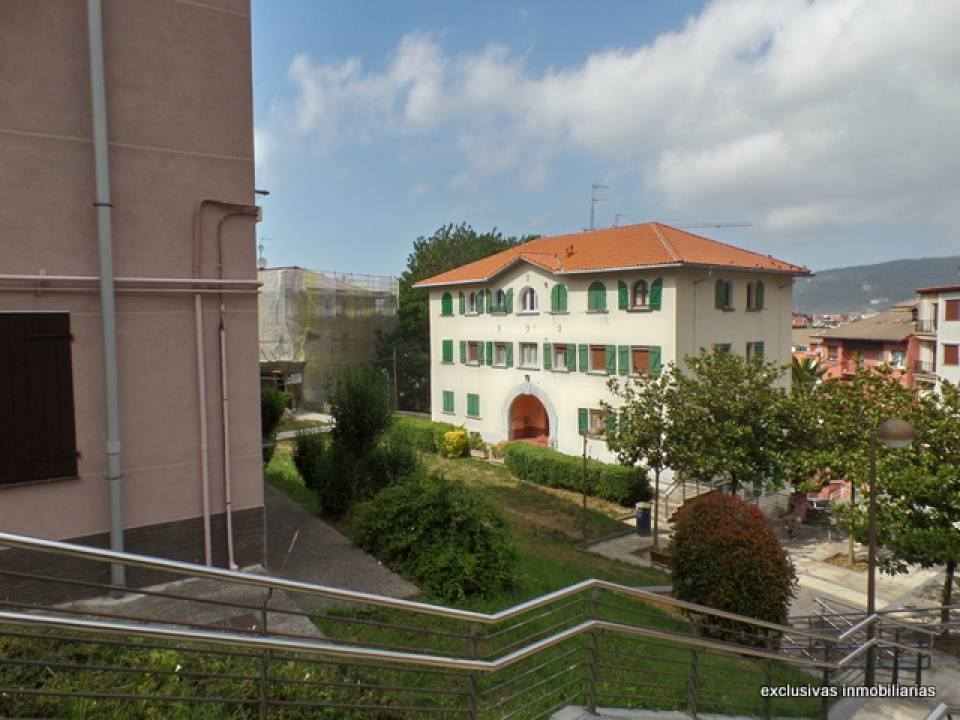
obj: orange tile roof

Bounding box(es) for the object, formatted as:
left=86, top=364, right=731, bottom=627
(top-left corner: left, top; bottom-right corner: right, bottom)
left=413, top=222, right=810, bottom=287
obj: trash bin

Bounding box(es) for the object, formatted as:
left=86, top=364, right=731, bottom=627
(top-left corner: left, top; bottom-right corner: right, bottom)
left=635, top=502, right=652, bottom=536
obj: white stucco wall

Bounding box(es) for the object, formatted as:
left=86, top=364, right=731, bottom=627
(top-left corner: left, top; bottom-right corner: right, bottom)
left=935, top=291, right=960, bottom=387
left=427, top=262, right=796, bottom=462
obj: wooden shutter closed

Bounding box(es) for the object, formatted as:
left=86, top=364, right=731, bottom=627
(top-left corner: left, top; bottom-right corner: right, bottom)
left=458, top=292, right=465, bottom=315
left=459, top=340, right=467, bottom=364
left=650, top=346, right=662, bottom=376
left=605, top=345, right=616, bottom=375
left=441, top=292, right=453, bottom=316
left=543, top=343, right=552, bottom=370
left=578, top=408, right=588, bottom=434
left=945, top=345, right=959, bottom=366
left=618, top=281, right=628, bottom=310
left=566, top=343, right=576, bottom=371
left=618, top=346, right=629, bottom=376
left=505, top=289, right=513, bottom=313
left=0, top=313, right=78, bottom=485
left=505, top=342, right=513, bottom=367
left=946, top=300, right=960, bottom=322
left=485, top=341, right=493, bottom=366
left=579, top=344, right=589, bottom=373
left=755, top=282, right=765, bottom=310
left=650, top=278, right=663, bottom=310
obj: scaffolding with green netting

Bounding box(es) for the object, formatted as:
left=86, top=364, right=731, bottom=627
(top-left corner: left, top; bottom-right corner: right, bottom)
left=258, top=266, right=398, bottom=409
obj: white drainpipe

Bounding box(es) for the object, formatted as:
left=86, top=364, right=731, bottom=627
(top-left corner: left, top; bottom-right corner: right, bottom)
left=86, top=0, right=125, bottom=587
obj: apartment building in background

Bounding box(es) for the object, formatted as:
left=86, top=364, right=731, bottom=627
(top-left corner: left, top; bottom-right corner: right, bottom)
left=914, top=285, right=960, bottom=392
left=415, top=223, right=809, bottom=461
left=0, top=0, right=264, bottom=596
left=811, top=301, right=917, bottom=387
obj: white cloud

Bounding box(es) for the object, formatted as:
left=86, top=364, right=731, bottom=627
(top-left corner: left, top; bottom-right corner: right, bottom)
left=268, top=0, right=960, bottom=232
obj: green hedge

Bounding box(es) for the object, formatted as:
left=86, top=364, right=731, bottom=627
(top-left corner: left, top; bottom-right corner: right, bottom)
left=390, top=415, right=469, bottom=457
left=353, top=471, right=518, bottom=602
left=503, top=442, right=651, bottom=506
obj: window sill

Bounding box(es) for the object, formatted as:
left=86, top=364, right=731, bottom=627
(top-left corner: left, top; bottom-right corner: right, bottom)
left=744, top=308, right=765, bottom=313
left=548, top=311, right=569, bottom=315
left=516, top=310, right=540, bottom=316
left=551, top=368, right=571, bottom=373
left=466, top=415, right=481, bottom=420
left=716, top=307, right=736, bottom=312
left=466, top=361, right=481, bottom=367
left=465, top=311, right=479, bottom=317
left=1, top=474, right=81, bottom=490
left=441, top=410, right=455, bottom=416
left=440, top=313, right=454, bottom=318
left=586, top=310, right=609, bottom=314
left=627, top=306, right=653, bottom=313
left=587, top=370, right=609, bottom=376
left=488, top=310, right=508, bottom=316
left=441, top=361, right=454, bottom=365
left=518, top=365, right=540, bottom=371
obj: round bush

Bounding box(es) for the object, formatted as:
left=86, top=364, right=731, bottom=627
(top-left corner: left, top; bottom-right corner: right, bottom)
left=442, top=430, right=469, bottom=459
left=353, top=472, right=518, bottom=601
left=669, top=492, right=795, bottom=640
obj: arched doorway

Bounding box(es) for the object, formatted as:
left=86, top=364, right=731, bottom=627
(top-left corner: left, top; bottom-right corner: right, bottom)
left=509, top=394, right=550, bottom=443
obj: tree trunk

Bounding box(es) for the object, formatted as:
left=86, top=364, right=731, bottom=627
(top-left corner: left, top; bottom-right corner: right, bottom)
left=653, top=468, right=661, bottom=549
left=942, top=559, right=956, bottom=634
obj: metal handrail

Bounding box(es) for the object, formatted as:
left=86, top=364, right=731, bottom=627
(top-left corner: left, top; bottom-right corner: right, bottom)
left=0, top=531, right=837, bottom=642
left=0, top=609, right=840, bottom=673
left=813, top=596, right=943, bottom=638
left=926, top=704, right=960, bottom=720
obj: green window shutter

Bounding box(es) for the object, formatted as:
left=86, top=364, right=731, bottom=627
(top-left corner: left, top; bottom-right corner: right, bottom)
left=485, top=290, right=493, bottom=312
left=561, top=284, right=568, bottom=311
left=550, top=284, right=559, bottom=312
left=442, top=339, right=453, bottom=363
left=477, top=341, right=485, bottom=365
left=578, top=344, right=589, bottom=373
left=485, top=341, right=493, bottom=366
left=505, top=288, right=513, bottom=313
left=756, top=341, right=765, bottom=360
left=618, top=345, right=629, bottom=376
left=458, top=292, right=465, bottom=315
left=566, top=343, right=576, bottom=371
left=477, top=290, right=484, bottom=314
left=756, top=282, right=765, bottom=309
left=467, top=393, right=479, bottom=418
left=618, top=280, right=628, bottom=310
left=715, top=280, right=724, bottom=308
left=650, top=346, right=662, bottom=376
left=441, top=292, right=452, bottom=316
left=543, top=343, right=552, bottom=370
left=604, top=408, right=616, bottom=436
left=605, top=345, right=616, bottom=375
left=505, top=342, right=513, bottom=367
left=578, top=408, right=588, bottom=434
left=588, top=281, right=606, bottom=311
left=442, top=390, right=454, bottom=413
left=650, top=278, right=663, bottom=310
left=459, top=340, right=467, bottom=364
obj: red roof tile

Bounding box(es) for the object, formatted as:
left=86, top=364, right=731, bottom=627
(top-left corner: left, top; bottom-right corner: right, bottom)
left=413, top=222, right=809, bottom=287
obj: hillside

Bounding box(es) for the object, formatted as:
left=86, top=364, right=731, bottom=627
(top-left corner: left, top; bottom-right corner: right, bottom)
left=793, top=256, right=960, bottom=315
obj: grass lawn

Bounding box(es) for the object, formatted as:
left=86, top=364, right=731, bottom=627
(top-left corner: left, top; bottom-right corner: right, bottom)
left=264, top=444, right=822, bottom=718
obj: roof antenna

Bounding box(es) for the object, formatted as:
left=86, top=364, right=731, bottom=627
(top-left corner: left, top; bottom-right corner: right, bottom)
left=589, top=183, right=611, bottom=230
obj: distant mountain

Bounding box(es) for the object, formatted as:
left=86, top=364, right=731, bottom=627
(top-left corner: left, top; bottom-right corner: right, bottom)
left=793, top=256, right=960, bottom=315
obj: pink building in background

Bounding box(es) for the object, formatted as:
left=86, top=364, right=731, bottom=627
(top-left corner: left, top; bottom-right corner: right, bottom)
left=0, top=0, right=264, bottom=595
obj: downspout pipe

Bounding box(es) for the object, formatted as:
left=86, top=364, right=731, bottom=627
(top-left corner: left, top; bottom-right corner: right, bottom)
left=86, top=0, right=125, bottom=587
left=193, top=200, right=257, bottom=569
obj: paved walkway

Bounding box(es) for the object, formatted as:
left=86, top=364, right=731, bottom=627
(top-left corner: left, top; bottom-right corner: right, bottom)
left=264, top=483, right=418, bottom=612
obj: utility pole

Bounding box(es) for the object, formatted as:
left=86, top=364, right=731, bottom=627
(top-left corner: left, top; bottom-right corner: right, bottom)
left=589, top=183, right=610, bottom=231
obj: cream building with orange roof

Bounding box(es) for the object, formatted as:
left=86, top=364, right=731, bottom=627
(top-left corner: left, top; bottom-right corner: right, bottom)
left=414, top=223, right=809, bottom=460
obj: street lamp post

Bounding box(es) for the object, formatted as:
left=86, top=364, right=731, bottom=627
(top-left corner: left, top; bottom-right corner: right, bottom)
left=865, top=417, right=917, bottom=687
left=581, top=427, right=604, bottom=545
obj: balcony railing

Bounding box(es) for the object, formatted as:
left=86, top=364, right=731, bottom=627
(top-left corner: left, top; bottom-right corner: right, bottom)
left=915, top=319, right=938, bottom=334
left=915, top=360, right=937, bottom=375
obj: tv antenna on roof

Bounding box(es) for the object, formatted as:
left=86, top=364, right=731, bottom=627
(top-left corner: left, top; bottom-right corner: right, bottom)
left=674, top=222, right=753, bottom=229
left=589, top=183, right=611, bottom=230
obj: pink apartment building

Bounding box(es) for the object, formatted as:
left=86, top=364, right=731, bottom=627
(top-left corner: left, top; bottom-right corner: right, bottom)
left=1, top=0, right=264, bottom=596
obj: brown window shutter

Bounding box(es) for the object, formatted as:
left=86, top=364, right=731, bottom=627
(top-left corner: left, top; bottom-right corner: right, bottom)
left=946, top=300, right=960, bottom=322
left=945, top=344, right=959, bottom=366
left=0, top=313, right=78, bottom=485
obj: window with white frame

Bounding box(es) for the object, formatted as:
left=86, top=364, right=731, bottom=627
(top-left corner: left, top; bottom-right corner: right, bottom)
left=553, top=344, right=567, bottom=371
left=632, top=280, right=649, bottom=308
left=494, top=342, right=507, bottom=366
left=467, top=292, right=477, bottom=313
left=520, top=287, right=538, bottom=312
left=467, top=341, right=481, bottom=364
left=889, top=349, right=906, bottom=368
left=495, top=289, right=506, bottom=311
left=519, top=342, right=538, bottom=367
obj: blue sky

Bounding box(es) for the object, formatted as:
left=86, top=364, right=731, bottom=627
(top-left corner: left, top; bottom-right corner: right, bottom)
left=252, top=0, right=960, bottom=277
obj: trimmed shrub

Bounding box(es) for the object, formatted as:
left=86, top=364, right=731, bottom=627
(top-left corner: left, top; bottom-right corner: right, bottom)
left=292, top=431, right=326, bottom=489
left=669, top=492, right=796, bottom=642
left=353, top=472, right=518, bottom=601
left=503, top=442, right=651, bottom=506
left=260, top=388, right=291, bottom=463
left=359, top=436, right=421, bottom=498
left=390, top=415, right=468, bottom=456
left=442, top=430, right=469, bottom=459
